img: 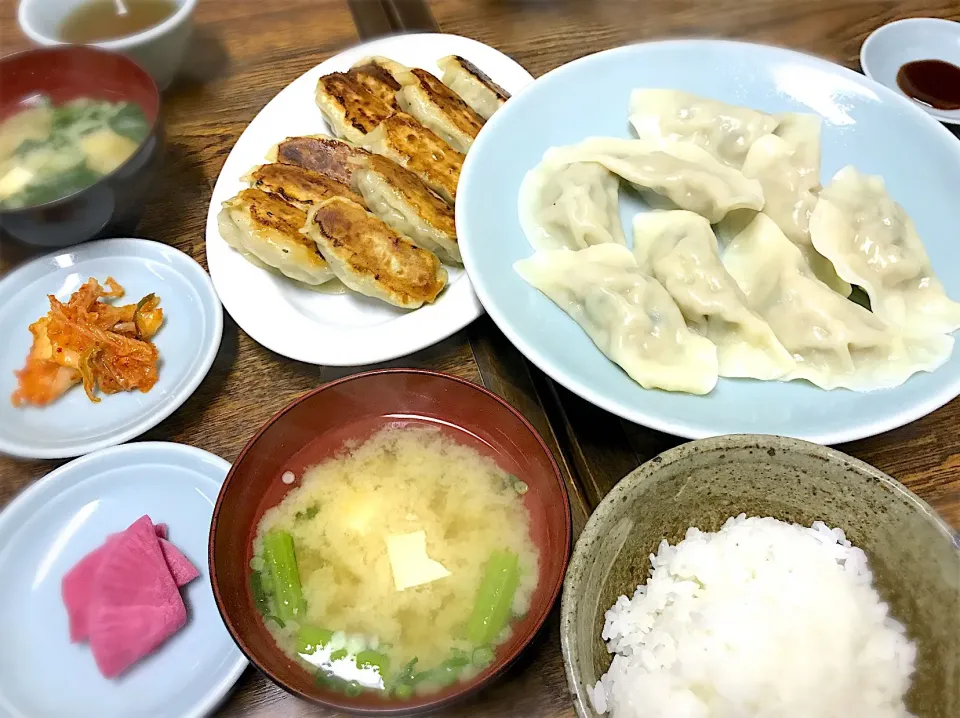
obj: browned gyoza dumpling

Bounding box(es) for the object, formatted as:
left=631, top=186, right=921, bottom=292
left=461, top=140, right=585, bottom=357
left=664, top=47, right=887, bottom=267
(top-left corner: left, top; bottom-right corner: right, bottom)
left=438, top=55, right=510, bottom=120
left=272, top=136, right=460, bottom=264
left=303, top=196, right=447, bottom=309
left=218, top=188, right=334, bottom=286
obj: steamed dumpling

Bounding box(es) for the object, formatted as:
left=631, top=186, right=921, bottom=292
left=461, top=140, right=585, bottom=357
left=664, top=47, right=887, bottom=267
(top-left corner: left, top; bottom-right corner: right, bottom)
left=810, top=166, right=960, bottom=336
left=633, top=210, right=794, bottom=380
left=545, top=137, right=764, bottom=223
left=519, top=158, right=625, bottom=251
left=723, top=214, right=953, bottom=390
left=628, top=89, right=779, bottom=168
left=735, top=113, right=851, bottom=296
left=514, top=244, right=719, bottom=394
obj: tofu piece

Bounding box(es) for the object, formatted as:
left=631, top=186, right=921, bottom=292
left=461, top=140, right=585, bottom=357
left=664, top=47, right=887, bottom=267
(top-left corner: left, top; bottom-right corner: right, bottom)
left=385, top=531, right=451, bottom=591
left=314, top=72, right=395, bottom=145
left=438, top=55, right=510, bottom=120
left=79, top=129, right=139, bottom=175
left=304, top=196, right=447, bottom=309
left=0, top=164, right=34, bottom=200
left=362, top=113, right=463, bottom=206
left=218, top=188, right=334, bottom=285
left=396, top=68, right=485, bottom=154
left=243, top=162, right=364, bottom=210
left=272, top=136, right=460, bottom=264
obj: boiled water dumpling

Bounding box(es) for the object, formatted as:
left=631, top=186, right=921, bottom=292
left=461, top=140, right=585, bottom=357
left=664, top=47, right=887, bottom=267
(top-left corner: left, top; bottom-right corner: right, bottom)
left=723, top=213, right=953, bottom=390
left=628, top=89, right=779, bottom=168
left=514, top=244, right=719, bottom=394
left=545, top=137, right=764, bottom=223
left=633, top=210, right=794, bottom=380
left=810, top=165, right=960, bottom=336
left=519, top=157, right=625, bottom=251
left=734, top=114, right=851, bottom=297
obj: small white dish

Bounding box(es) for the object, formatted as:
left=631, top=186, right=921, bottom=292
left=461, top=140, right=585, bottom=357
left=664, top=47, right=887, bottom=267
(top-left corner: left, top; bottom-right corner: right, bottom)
left=861, top=18, right=960, bottom=125
left=204, top=33, right=534, bottom=366
left=0, top=442, right=247, bottom=718
left=18, top=0, right=197, bottom=90
left=0, top=238, right=222, bottom=460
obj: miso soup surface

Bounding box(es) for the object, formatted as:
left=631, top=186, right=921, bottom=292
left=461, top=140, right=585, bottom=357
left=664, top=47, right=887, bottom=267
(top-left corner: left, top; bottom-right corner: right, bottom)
left=0, top=97, right=150, bottom=210
left=252, top=426, right=540, bottom=698
left=59, top=0, right=179, bottom=43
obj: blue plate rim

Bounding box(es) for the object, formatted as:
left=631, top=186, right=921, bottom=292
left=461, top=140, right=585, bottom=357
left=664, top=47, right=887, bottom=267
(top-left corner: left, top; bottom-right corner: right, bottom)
left=459, top=38, right=960, bottom=445
left=0, top=238, right=224, bottom=460
left=0, top=441, right=248, bottom=718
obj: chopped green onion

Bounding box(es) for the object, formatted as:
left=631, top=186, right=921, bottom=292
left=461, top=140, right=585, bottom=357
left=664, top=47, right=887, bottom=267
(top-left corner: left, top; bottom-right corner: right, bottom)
left=394, top=683, right=413, bottom=700
left=330, top=648, right=348, bottom=661
left=466, top=550, right=520, bottom=645
left=344, top=680, right=364, bottom=697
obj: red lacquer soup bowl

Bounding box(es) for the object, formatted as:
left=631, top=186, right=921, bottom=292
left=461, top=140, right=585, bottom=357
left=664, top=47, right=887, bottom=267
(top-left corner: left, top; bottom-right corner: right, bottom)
left=0, top=46, right=163, bottom=247
left=209, top=369, right=572, bottom=715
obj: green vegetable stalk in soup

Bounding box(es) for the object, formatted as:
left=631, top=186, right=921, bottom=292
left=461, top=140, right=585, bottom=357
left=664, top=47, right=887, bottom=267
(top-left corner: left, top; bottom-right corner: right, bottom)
left=0, top=97, right=150, bottom=210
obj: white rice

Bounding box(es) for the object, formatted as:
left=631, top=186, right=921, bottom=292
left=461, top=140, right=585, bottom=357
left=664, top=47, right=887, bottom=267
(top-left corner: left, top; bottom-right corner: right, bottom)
left=589, top=514, right=916, bottom=718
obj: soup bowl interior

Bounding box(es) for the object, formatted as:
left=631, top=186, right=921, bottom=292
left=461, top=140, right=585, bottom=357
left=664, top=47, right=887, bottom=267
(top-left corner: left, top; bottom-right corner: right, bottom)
left=210, top=369, right=572, bottom=715
left=0, top=46, right=162, bottom=246
left=560, top=435, right=960, bottom=718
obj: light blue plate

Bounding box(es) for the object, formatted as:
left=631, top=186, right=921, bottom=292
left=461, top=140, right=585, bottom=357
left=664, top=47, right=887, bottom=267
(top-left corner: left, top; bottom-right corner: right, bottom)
left=0, top=442, right=247, bottom=718
left=861, top=18, right=960, bottom=125
left=458, top=39, right=960, bottom=444
left=0, top=239, right=222, bottom=459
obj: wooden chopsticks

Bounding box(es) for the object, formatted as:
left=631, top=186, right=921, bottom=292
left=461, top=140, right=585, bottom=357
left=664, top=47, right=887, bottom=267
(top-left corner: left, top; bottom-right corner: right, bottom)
left=348, top=0, right=439, bottom=39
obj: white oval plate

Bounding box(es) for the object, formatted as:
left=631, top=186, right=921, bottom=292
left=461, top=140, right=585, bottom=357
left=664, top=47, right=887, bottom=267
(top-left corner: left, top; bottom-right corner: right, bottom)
left=205, top=33, right=533, bottom=366
left=0, top=442, right=247, bottom=718
left=0, top=239, right=222, bottom=459
left=861, top=18, right=960, bottom=125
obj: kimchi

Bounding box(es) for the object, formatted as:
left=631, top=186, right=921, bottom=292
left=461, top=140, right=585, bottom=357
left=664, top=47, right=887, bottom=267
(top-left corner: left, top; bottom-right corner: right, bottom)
left=12, top=277, right=163, bottom=407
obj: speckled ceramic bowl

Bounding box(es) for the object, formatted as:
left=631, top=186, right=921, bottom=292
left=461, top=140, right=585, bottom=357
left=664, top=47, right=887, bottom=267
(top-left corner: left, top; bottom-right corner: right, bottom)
left=560, top=435, right=959, bottom=718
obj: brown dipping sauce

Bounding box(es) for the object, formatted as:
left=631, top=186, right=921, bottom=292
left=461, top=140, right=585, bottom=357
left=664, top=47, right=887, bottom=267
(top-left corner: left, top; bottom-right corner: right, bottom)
left=896, top=59, right=960, bottom=111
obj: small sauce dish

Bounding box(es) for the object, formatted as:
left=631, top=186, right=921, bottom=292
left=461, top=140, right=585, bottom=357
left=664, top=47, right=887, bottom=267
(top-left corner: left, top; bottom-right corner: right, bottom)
left=18, top=0, right=197, bottom=91
left=861, top=18, right=960, bottom=125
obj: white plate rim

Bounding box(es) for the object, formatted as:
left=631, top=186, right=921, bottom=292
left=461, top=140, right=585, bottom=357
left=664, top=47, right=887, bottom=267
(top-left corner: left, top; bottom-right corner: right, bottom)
left=0, top=238, right=223, bottom=460
left=204, top=33, right=534, bottom=366
left=0, top=441, right=248, bottom=718
left=459, top=37, right=960, bottom=446
left=860, top=17, right=960, bottom=126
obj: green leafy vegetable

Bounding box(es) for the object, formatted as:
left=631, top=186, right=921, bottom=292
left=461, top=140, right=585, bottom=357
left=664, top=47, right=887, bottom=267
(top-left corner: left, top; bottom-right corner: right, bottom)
left=261, top=530, right=307, bottom=623
left=356, top=649, right=390, bottom=675
left=294, top=505, right=320, bottom=522
left=296, top=625, right=333, bottom=655
left=466, top=550, right=520, bottom=645
left=108, top=102, right=150, bottom=143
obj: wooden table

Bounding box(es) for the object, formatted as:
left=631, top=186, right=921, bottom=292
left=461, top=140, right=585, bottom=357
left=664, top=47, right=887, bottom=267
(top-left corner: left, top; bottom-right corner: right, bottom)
left=1, top=0, right=958, bottom=715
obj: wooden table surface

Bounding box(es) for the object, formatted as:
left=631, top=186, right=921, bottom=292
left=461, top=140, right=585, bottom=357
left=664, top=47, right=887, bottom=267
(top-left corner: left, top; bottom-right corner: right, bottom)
left=1, top=0, right=959, bottom=716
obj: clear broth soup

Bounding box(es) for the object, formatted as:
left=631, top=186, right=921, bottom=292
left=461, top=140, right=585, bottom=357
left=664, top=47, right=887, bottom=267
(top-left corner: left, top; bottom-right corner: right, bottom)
left=251, top=426, right=540, bottom=700
left=59, top=0, right=179, bottom=44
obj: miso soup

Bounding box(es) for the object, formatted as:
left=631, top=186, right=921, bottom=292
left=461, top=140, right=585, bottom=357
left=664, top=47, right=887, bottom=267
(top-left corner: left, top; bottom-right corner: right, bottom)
left=251, top=426, right=540, bottom=698
left=0, top=97, right=150, bottom=210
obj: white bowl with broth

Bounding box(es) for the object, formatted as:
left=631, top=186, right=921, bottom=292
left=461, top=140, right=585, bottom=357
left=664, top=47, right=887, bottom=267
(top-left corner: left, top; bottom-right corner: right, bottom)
left=18, top=0, right=196, bottom=90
